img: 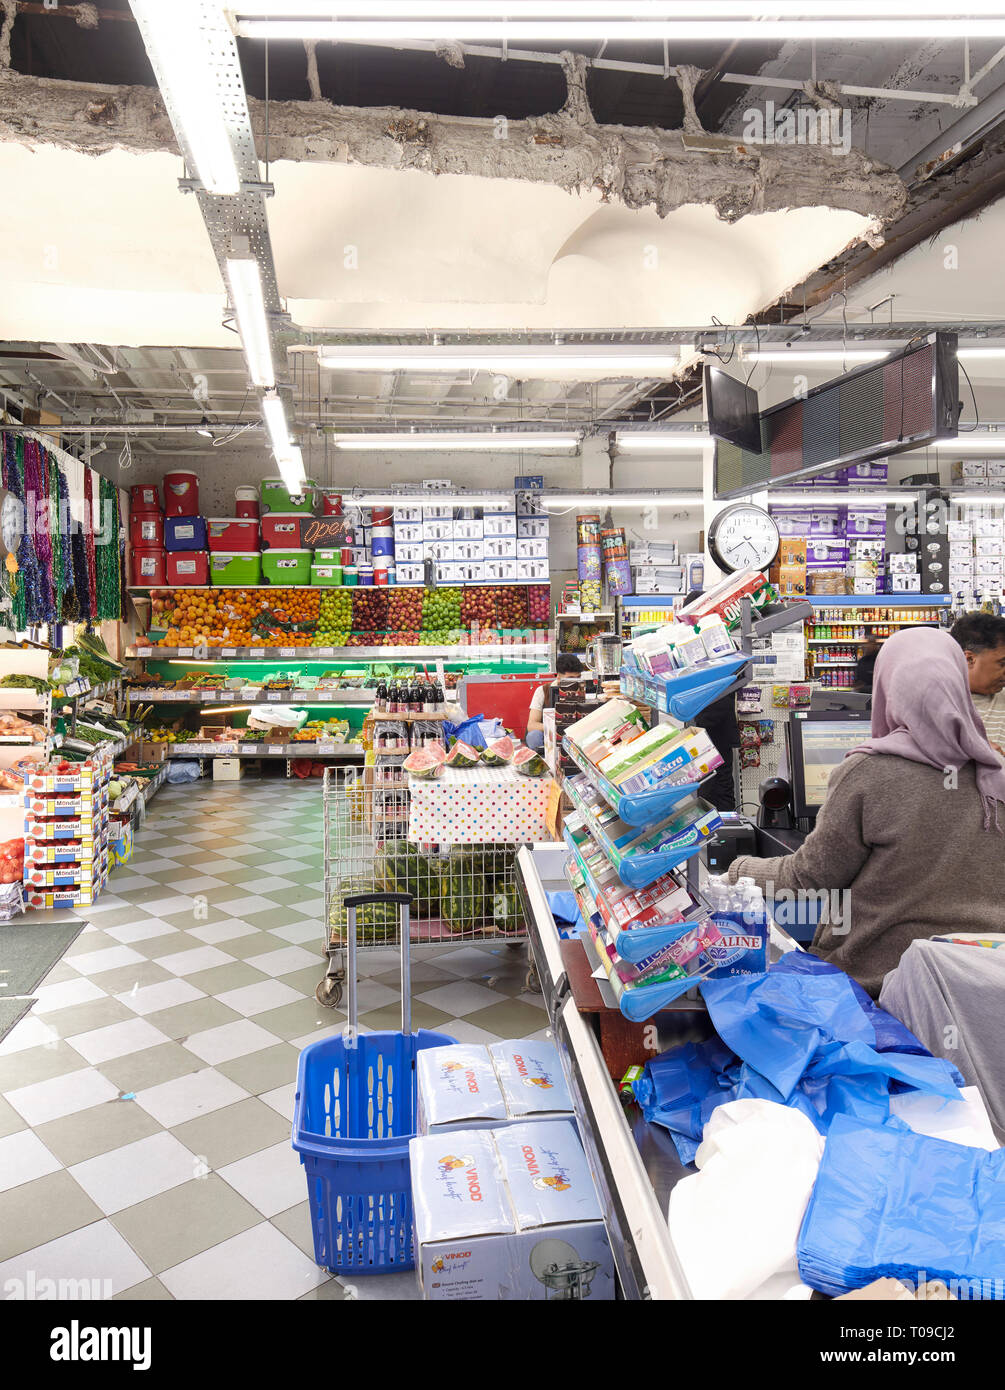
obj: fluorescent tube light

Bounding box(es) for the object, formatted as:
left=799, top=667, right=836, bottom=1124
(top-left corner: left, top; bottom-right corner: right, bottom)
left=231, top=1, right=1005, bottom=14
left=950, top=493, right=1005, bottom=504
left=537, top=493, right=702, bottom=508
left=276, top=446, right=308, bottom=497
left=225, top=258, right=275, bottom=389
left=741, top=350, right=891, bottom=364
left=234, top=16, right=1005, bottom=41
left=318, top=346, right=678, bottom=375
left=131, top=0, right=242, bottom=195
left=767, top=492, right=906, bottom=505
left=932, top=436, right=1005, bottom=451
left=355, top=493, right=522, bottom=507
left=330, top=432, right=581, bottom=452
left=201, top=705, right=251, bottom=714
left=615, top=432, right=713, bottom=450
left=261, top=392, right=291, bottom=456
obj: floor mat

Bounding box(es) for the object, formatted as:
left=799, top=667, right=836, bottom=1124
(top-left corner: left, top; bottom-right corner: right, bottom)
left=0, top=917, right=86, bottom=996
left=0, top=996, right=36, bottom=1045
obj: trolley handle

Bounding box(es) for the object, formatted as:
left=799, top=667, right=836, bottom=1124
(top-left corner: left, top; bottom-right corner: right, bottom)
left=342, top=892, right=413, bottom=909
left=343, top=892, right=415, bottom=1045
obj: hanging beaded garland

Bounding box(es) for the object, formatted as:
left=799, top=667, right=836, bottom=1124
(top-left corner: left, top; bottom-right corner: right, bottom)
left=95, top=475, right=122, bottom=619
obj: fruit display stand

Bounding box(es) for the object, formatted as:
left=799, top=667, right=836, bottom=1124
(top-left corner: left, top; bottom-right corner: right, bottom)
left=22, top=751, right=112, bottom=910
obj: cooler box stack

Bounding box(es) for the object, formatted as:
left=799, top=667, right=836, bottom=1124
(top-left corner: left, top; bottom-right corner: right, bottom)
left=259, top=477, right=315, bottom=586
left=208, top=513, right=262, bottom=587
left=129, top=482, right=166, bottom=587
left=22, top=751, right=112, bottom=909
left=162, top=471, right=210, bottom=586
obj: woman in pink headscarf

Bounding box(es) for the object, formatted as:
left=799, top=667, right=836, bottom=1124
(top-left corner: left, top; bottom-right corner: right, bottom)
left=728, top=626, right=1005, bottom=996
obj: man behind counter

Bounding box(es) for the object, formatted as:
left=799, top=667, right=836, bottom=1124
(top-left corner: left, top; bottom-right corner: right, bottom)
left=525, top=653, right=590, bottom=751
left=950, top=611, right=1005, bottom=754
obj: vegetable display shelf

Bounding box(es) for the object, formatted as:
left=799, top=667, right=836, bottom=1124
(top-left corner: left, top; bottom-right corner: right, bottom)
left=561, top=736, right=706, bottom=827
left=133, top=689, right=377, bottom=706
left=130, top=643, right=551, bottom=662
left=165, top=741, right=363, bottom=759
left=563, top=773, right=722, bottom=889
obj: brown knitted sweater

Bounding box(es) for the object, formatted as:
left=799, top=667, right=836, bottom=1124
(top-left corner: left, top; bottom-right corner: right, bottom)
left=728, top=752, right=1005, bottom=997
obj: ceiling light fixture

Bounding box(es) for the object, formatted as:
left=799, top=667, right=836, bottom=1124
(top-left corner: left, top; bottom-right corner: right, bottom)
left=536, top=492, right=703, bottom=508
left=225, top=258, right=275, bottom=389
left=131, top=0, right=243, bottom=195
left=615, top=432, right=713, bottom=450
left=741, top=350, right=892, bottom=364
left=765, top=491, right=910, bottom=505
left=932, top=435, right=1005, bottom=451
left=950, top=493, right=1005, bottom=503
left=276, top=445, right=308, bottom=497
left=231, top=5, right=1005, bottom=41
left=196, top=416, right=213, bottom=438
left=317, top=346, right=679, bottom=375
left=330, top=432, right=582, bottom=452
left=261, top=390, right=291, bottom=456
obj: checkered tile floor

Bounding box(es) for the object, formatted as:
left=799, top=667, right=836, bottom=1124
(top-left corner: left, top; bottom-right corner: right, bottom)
left=0, top=779, right=547, bottom=1301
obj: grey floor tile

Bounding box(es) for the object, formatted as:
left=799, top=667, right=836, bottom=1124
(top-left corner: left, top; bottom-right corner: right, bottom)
left=76, top=906, right=155, bottom=931
left=373, top=963, right=452, bottom=988
left=142, top=998, right=242, bottom=1043
left=98, top=1044, right=206, bottom=1094
left=66, top=930, right=118, bottom=955
left=183, top=961, right=269, bottom=996
left=0, top=1094, right=27, bottom=1138
left=0, top=1042, right=90, bottom=1094
left=171, top=1097, right=293, bottom=1169
left=270, top=1200, right=316, bottom=1260
left=208, top=867, right=259, bottom=886
left=215, top=1043, right=302, bottom=1096
left=197, top=885, right=259, bottom=906
left=249, top=998, right=339, bottom=1042
left=43, top=997, right=136, bottom=1040
left=87, top=961, right=174, bottom=995
left=458, top=998, right=550, bottom=1036
left=113, top=1276, right=174, bottom=1300
left=277, top=965, right=329, bottom=997
left=358, top=1002, right=453, bottom=1033
left=34, top=1100, right=164, bottom=1166
left=234, top=907, right=298, bottom=933
left=111, top=1175, right=261, bottom=1275
left=136, top=932, right=208, bottom=961
left=160, top=907, right=247, bottom=930
left=299, top=1279, right=347, bottom=1300
left=0, top=1169, right=103, bottom=1260
left=201, top=931, right=277, bottom=962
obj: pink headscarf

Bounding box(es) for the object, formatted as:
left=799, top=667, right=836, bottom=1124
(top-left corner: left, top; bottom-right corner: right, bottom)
left=850, top=625, right=1005, bottom=833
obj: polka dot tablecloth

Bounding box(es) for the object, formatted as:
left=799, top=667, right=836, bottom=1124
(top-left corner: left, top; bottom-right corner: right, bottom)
left=407, top=765, right=553, bottom=843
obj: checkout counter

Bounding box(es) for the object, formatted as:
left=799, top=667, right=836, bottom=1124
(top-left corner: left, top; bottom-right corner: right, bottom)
left=515, top=840, right=802, bottom=1300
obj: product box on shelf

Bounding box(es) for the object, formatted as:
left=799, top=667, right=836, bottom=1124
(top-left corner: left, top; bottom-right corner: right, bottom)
left=394, top=542, right=423, bottom=565
left=987, top=460, right=1005, bottom=480
left=483, top=498, right=516, bottom=514
left=517, top=515, right=550, bottom=539
left=483, top=537, right=517, bottom=561
left=514, top=475, right=544, bottom=490
left=423, top=520, right=454, bottom=542
left=896, top=575, right=923, bottom=592
left=423, top=505, right=455, bottom=521
left=482, top=559, right=519, bottom=583
left=516, top=490, right=544, bottom=516
left=516, top=538, right=549, bottom=561
left=972, top=518, right=1002, bottom=539
left=524, top=560, right=550, bottom=581
left=417, top=1040, right=573, bottom=1137
left=397, top=563, right=425, bottom=584
left=393, top=506, right=424, bottom=524
left=454, top=519, right=484, bottom=540
left=410, top=1120, right=615, bottom=1301
left=484, top=513, right=517, bottom=538
left=394, top=522, right=424, bottom=545
left=975, top=538, right=1001, bottom=557
left=948, top=521, right=975, bottom=541
left=952, top=460, right=988, bottom=482
left=454, top=539, right=484, bottom=564
left=424, top=539, right=454, bottom=563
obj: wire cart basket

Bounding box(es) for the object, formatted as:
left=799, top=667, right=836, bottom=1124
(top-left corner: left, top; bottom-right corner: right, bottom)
left=317, top=764, right=529, bottom=1008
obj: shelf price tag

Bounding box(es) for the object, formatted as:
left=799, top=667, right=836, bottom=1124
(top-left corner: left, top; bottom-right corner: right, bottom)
left=221, top=648, right=237, bottom=658
left=279, top=647, right=296, bottom=658
left=249, top=648, right=265, bottom=659
left=317, top=741, right=336, bottom=755
left=267, top=691, right=282, bottom=701
left=177, top=648, right=193, bottom=657
left=137, top=647, right=152, bottom=658
left=318, top=648, right=335, bottom=658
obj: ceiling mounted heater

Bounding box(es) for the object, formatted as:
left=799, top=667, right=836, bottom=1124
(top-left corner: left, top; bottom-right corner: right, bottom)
left=711, top=331, right=960, bottom=499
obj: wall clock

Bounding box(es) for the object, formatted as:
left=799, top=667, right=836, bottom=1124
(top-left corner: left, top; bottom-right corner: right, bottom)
left=707, top=503, right=780, bottom=573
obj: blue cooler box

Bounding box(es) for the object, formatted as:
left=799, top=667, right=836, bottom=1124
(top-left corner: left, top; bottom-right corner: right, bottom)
left=165, top=516, right=208, bottom=551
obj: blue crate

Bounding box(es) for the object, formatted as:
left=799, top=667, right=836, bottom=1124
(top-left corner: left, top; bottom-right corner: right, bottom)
left=293, top=1028, right=455, bottom=1275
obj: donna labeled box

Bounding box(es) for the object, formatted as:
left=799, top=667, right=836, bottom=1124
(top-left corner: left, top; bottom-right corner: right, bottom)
left=417, top=1040, right=573, bottom=1137
left=410, top=1120, right=615, bottom=1301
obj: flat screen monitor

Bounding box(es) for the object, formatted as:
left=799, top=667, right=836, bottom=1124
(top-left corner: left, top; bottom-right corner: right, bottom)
left=788, top=710, right=871, bottom=821
left=703, top=364, right=761, bottom=453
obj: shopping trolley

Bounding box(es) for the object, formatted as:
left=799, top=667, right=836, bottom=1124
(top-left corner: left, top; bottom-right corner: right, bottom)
left=292, top=891, right=456, bottom=1275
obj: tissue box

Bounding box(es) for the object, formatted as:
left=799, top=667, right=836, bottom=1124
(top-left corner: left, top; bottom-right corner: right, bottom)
left=410, top=1120, right=615, bottom=1301
left=417, top=1040, right=574, bottom=1136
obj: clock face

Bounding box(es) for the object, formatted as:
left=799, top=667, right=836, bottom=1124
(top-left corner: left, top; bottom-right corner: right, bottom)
left=709, top=504, right=780, bottom=573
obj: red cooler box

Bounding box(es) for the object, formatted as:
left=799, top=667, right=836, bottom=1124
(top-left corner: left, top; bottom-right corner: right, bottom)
left=164, top=469, right=199, bottom=517
left=130, top=512, right=164, bottom=548
left=261, top=513, right=309, bottom=549
left=130, top=483, right=161, bottom=514
left=130, top=548, right=166, bottom=587
left=167, top=551, right=210, bottom=585
left=208, top=518, right=260, bottom=553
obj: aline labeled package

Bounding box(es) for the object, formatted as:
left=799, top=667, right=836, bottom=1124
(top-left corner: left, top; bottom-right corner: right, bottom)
left=410, top=1120, right=615, bottom=1300
left=417, top=1040, right=574, bottom=1136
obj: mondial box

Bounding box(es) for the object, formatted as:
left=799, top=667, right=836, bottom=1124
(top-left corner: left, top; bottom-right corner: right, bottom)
left=417, top=1041, right=573, bottom=1136
left=410, top=1120, right=615, bottom=1301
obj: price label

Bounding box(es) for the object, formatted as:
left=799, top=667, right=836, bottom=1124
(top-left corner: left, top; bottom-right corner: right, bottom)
left=221, top=648, right=237, bottom=658
left=249, top=648, right=265, bottom=659
left=317, top=741, right=336, bottom=755
left=280, top=647, right=296, bottom=658
left=267, top=691, right=282, bottom=701
left=318, top=648, right=335, bottom=658
left=178, top=648, right=194, bottom=657
left=137, top=647, right=152, bottom=658
left=240, top=687, right=259, bottom=700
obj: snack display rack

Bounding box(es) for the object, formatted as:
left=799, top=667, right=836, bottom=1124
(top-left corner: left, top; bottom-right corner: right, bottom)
left=22, top=750, right=111, bottom=909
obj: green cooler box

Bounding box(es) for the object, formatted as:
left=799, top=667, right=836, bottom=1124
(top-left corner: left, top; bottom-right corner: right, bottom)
left=262, top=548, right=312, bottom=585
left=260, top=477, right=316, bottom=515
left=210, top=551, right=262, bottom=586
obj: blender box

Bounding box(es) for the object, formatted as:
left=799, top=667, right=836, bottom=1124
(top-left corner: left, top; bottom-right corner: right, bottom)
left=410, top=1120, right=615, bottom=1301
left=417, top=1040, right=574, bottom=1136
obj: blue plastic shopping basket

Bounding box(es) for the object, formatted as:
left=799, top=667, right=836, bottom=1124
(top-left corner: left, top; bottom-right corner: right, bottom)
left=293, top=892, right=455, bottom=1275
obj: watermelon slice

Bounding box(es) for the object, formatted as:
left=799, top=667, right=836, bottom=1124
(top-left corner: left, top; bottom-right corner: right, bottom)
left=479, top=736, right=516, bottom=767
left=512, top=745, right=547, bottom=777
left=403, top=748, right=444, bottom=779
left=427, top=742, right=447, bottom=764
left=444, top=740, right=480, bottom=769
